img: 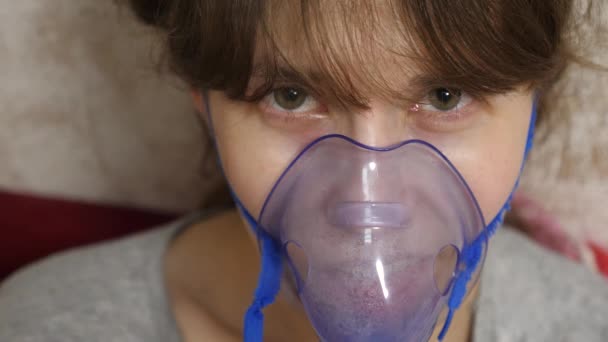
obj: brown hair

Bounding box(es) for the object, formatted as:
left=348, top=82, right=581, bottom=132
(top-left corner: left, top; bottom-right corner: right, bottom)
left=126, top=0, right=583, bottom=119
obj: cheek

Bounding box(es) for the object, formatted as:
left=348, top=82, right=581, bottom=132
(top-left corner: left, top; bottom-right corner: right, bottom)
left=448, top=94, right=533, bottom=223
left=209, top=92, right=302, bottom=217
left=462, top=139, right=525, bottom=224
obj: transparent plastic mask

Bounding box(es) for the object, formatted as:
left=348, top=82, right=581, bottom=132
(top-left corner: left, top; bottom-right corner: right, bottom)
left=258, top=135, right=487, bottom=342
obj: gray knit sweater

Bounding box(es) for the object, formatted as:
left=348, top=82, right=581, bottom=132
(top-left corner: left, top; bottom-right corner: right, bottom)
left=1, top=214, right=607, bottom=342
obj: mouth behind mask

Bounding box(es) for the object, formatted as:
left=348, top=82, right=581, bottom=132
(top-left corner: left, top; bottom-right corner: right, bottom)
left=258, top=136, right=487, bottom=342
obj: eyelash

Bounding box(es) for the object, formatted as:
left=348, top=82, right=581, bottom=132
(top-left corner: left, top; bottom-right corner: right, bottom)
left=410, top=92, right=473, bottom=116
left=258, top=86, right=328, bottom=119
left=256, top=86, right=476, bottom=124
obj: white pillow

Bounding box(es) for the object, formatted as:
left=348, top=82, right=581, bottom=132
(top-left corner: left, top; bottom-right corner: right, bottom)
left=521, top=5, right=608, bottom=245
left=0, top=0, right=222, bottom=211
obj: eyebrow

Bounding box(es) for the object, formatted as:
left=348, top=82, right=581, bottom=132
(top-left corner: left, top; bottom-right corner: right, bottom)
left=250, top=62, right=321, bottom=87
left=248, top=59, right=458, bottom=106
left=248, top=62, right=348, bottom=102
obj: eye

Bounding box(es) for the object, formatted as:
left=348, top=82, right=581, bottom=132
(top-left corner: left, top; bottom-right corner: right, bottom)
left=410, top=87, right=478, bottom=132
left=424, top=88, right=467, bottom=112
left=273, top=87, right=308, bottom=110
left=266, top=87, right=321, bottom=113
left=259, top=86, right=327, bottom=119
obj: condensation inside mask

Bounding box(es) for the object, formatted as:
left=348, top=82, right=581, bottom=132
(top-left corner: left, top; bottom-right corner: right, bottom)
left=258, top=135, right=487, bottom=342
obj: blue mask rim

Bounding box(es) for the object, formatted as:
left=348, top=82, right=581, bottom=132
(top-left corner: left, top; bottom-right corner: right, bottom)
left=258, top=135, right=487, bottom=234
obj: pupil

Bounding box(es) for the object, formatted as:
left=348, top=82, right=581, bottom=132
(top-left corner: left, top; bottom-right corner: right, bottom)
left=437, top=88, right=453, bottom=104
left=275, top=87, right=307, bottom=110
left=284, top=88, right=300, bottom=102
left=437, top=88, right=458, bottom=105
left=430, top=88, right=461, bottom=111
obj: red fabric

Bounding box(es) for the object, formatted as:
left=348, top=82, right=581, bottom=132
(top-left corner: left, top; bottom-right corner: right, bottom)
left=3, top=188, right=606, bottom=282
left=510, top=192, right=581, bottom=261
left=510, top=192, right=608, bottom=280
left=0, top=189, right=179, bottom=281
left=589, top=242, right=608, bottom=279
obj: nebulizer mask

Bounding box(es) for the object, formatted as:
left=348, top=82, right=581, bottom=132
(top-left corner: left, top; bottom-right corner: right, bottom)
left=205, top=93, right=537, bottom=342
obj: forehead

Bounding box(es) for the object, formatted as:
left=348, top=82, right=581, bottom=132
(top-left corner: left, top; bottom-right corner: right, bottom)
left=254, top=0, right=425, bottom=104
left=242, top=0, right=546, bottom=108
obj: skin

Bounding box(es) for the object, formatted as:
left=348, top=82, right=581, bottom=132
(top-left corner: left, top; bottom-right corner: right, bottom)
left=164, top=1, right=535, bottom=340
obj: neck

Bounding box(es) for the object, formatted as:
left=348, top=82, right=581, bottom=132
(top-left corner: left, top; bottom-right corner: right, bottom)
left=166, top=210, right=477, bottom=342
left=432, top=284, right=478, bottom=342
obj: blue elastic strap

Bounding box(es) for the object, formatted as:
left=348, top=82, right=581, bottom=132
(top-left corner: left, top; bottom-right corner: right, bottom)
left=202, top=92, right=284, bottom=342
left=231, top=193, right=284, bottom=342
left=241, top=214, right=283, bottom=341
left=438, top=100, right=538, bottom=340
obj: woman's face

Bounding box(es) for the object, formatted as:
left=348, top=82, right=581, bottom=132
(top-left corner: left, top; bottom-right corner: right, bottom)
left=200, top=2, right=534, bottom=243
left=204, top=88, right=533, bottom=231
left=193, top=2, right=536, bottom=339
left=198, top=19, right=533, bottom=336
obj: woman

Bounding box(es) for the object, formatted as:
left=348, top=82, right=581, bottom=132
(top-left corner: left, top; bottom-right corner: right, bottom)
left=1, top=1, right=607, bottom=341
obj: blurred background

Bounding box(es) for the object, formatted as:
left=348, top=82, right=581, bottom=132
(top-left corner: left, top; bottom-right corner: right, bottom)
left=0, top=1, right=606, bottom=280
left=0, top=0, right=227, bottom=279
